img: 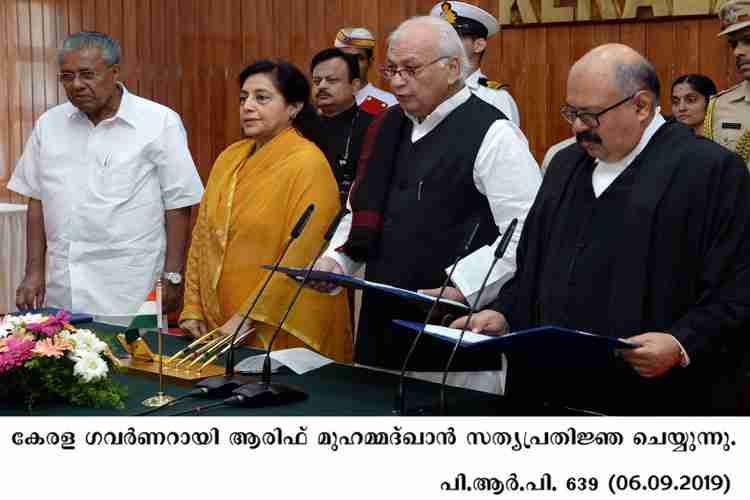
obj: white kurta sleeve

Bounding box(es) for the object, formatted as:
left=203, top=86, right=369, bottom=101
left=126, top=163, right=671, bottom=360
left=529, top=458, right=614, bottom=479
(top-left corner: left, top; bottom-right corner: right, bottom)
left=7, top=126, right=42, bottom=200
left=449, top=119, right=541, bottom=308
left=322, top=197, right=363, bottom=275
left=154, top=113, right=204, bottom=210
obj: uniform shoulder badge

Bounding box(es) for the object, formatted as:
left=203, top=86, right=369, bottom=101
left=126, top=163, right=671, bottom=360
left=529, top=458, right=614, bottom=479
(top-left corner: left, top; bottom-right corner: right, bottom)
left=478, top=77, right=507, bottom=91
left=441, top=2, right=458, bottom=25
left=713, top=81, right=743, bottom=100
left=360, top=95, right=388, bottom=115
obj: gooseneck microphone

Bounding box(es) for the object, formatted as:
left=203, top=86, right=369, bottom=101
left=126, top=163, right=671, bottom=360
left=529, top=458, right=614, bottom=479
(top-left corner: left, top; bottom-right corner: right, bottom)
left=393, top=219, right=481, bottom=416
left=222, top=207, right=350, bottom=409
left=188, top=204, right=315, bottom=400
left=439, top=218, right=518, bottom=415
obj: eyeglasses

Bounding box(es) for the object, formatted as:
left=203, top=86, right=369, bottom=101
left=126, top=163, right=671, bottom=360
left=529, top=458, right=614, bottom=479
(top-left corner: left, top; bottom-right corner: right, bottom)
left=58, top=68, right=111, bottom=84
left=379, top=56, right=450, bottom=80
left=560, top=93, right=636, bottom=128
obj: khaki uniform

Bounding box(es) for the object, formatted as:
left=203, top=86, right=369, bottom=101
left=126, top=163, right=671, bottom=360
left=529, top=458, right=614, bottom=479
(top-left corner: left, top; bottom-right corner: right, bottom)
left=704, top=80, right=750, bottom=164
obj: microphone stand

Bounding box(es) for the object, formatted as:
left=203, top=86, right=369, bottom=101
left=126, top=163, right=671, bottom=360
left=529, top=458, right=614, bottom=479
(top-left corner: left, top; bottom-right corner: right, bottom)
left=393, top=220, right=481, bottom=416
left=439, top=218, right=518, bottom=415
left=227, top=208, right=350, bottom=407
left=191, top=204, right=315, bottom=399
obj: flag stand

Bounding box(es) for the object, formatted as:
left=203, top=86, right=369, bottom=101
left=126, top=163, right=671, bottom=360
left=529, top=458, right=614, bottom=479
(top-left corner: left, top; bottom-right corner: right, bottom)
left=142, top=279, right=176, bottom=408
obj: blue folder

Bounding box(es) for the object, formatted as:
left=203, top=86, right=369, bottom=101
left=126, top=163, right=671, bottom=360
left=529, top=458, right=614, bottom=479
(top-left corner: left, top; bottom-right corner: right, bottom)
left=265, top=265, right=470, bottom=314
left=393, top=321, right=638, bottom=350
left=392, top=321, right=639, bottom=371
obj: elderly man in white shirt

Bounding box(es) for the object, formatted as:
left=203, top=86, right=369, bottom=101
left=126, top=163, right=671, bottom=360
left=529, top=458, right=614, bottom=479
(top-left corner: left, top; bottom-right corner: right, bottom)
left=312, top=16, right=540, bottom=394
left=8, top=31, right=203, bottom=318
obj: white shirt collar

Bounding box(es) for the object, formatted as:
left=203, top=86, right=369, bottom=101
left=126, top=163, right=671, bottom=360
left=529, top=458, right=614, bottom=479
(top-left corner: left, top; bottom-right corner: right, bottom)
left=67, top=83, right=137, bottom=128
left=465, top=69, right=484, bottom=90
left=405, top=85, right=471, bottom=142
left=591, top=108, right=666, bottom=197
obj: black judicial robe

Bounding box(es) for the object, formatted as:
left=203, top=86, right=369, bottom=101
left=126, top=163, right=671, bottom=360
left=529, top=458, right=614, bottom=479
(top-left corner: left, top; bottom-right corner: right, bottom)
left=355, top=96, right=505, bottom=370
left=492, top=120, right=750, bottom=415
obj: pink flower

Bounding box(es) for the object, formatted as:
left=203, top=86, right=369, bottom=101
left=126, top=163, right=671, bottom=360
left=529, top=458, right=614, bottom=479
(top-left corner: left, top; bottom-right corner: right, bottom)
left=32, top=336, right=72, bottom=358
left=26, top=310, right=70, bottom=337
left=0, top=337, right=35, bottom=373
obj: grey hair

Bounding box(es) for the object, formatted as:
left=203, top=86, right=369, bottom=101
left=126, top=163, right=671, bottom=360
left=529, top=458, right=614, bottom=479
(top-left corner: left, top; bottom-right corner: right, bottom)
left=614, top=60, right=660, bottom=100
left=387, top=16, right=469, bottom=82
left=57, top=32, right=121, bottom=66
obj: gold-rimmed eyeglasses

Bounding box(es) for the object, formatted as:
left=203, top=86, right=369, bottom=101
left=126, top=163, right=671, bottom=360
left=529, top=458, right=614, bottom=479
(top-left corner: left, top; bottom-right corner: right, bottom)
left=379, top=56, right=450, bottom=81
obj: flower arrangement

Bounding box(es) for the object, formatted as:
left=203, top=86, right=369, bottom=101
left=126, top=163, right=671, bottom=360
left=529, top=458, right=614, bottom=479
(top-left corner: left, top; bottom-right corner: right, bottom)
left=0, top=311, right=126, bottom=411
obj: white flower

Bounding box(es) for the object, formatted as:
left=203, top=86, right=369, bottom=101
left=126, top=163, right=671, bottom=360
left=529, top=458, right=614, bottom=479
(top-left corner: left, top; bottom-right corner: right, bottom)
left=72, top=351, right=108, bottom=382
left=0, top=313, right=46, bottom=337
left=0, top=321, right=11, bottom=339
left=69, top=329, right=107, bottom=354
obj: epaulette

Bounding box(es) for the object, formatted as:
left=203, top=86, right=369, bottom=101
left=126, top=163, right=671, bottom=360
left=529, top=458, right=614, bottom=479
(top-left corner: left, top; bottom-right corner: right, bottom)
left=713, top=81, right=743, bottom=99
left=703, top=94, right=717, bottom=139
left=360, top=95, right=388, bottom=115
left=478, top=77, right=508, bottom=91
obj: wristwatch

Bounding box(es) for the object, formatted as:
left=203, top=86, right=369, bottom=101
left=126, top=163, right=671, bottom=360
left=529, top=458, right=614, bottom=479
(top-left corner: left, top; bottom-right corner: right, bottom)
left=163, top=272, right=183, bottom=285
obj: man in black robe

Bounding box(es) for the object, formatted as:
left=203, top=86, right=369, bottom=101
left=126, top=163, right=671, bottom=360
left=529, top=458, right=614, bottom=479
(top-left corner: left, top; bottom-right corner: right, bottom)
left=455, top=44, right=750, bottom=415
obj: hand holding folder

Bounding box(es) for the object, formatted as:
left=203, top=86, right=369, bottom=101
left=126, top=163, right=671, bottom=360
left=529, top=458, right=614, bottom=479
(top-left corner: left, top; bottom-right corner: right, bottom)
left=395, top=321, right=638, bottom=348
left=265, top=265, right=471, bottom=316
left=393, top=321, right=639, bottom=371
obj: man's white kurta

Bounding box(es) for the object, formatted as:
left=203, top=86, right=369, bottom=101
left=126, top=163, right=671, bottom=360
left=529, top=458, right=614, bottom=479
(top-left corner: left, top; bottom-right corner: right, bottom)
left=8, top=85, right=203, bottom=316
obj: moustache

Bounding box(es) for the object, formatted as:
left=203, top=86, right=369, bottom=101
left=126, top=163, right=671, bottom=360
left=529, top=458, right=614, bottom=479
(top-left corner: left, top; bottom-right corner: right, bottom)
left=737, top=57, right=750, bottom=69
left=576, top=130, right=603, bottom=145
left=316, top=92, right=331, bottom=99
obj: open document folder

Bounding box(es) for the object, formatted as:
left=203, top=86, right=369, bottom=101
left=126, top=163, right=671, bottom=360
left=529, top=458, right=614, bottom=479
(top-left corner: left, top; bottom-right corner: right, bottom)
left=264, top=265, right=470, bottom=315
left=392, top=321, right=640, bottom=371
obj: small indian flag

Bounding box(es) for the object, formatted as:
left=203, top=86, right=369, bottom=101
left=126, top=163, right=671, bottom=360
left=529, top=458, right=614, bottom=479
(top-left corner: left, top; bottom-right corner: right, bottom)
left=127, top=286, right=164, bottom=331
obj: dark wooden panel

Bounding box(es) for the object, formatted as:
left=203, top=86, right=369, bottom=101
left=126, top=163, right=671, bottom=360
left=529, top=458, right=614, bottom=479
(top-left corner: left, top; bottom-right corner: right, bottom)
left=525, top=25, right=548, bottom=160
left=0, top=0, right=740, bottom=195
left=620, top=20, right=646, bottom=54
left=645, top=19, right=677, bottom=111
left=546, top=24, right=574, bottom=150
left=81, top=0, right=95, bottom=30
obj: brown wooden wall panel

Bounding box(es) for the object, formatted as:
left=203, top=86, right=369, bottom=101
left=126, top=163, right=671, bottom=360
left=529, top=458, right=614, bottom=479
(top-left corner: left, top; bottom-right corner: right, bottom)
left=0, top=0, right=744, bottom=202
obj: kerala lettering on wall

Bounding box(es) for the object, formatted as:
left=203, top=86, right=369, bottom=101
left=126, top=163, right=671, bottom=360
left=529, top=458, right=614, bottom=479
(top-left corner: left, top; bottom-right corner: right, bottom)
left=498, top=0, right=724, bottom=24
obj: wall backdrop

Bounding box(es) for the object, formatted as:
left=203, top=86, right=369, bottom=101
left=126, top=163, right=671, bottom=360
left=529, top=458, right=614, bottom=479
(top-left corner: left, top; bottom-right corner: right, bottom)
left=0, top=0, right=739, bottom=202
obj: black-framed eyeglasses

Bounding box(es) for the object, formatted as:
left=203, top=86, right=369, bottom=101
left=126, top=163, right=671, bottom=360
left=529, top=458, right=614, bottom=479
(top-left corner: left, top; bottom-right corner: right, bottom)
left=560, top=93, right=636, bottom=128
left=379, top=56, right=450, bottom=80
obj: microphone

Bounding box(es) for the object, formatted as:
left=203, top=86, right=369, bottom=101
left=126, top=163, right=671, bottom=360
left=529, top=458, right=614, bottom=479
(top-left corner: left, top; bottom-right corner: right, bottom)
left=393, top=219, right=482, bottom=415
left=191, top=204, right=315, bottom=399
left=438, top=218, right=518, bottom=415
left=222, top=207, right=350, bottom=408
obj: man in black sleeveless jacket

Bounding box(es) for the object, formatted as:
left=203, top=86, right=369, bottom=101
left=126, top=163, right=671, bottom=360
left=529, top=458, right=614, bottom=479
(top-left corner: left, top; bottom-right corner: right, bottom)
left=455, top=44, right=750, bottom=415
left=314, top=16, right=540, bottom=383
